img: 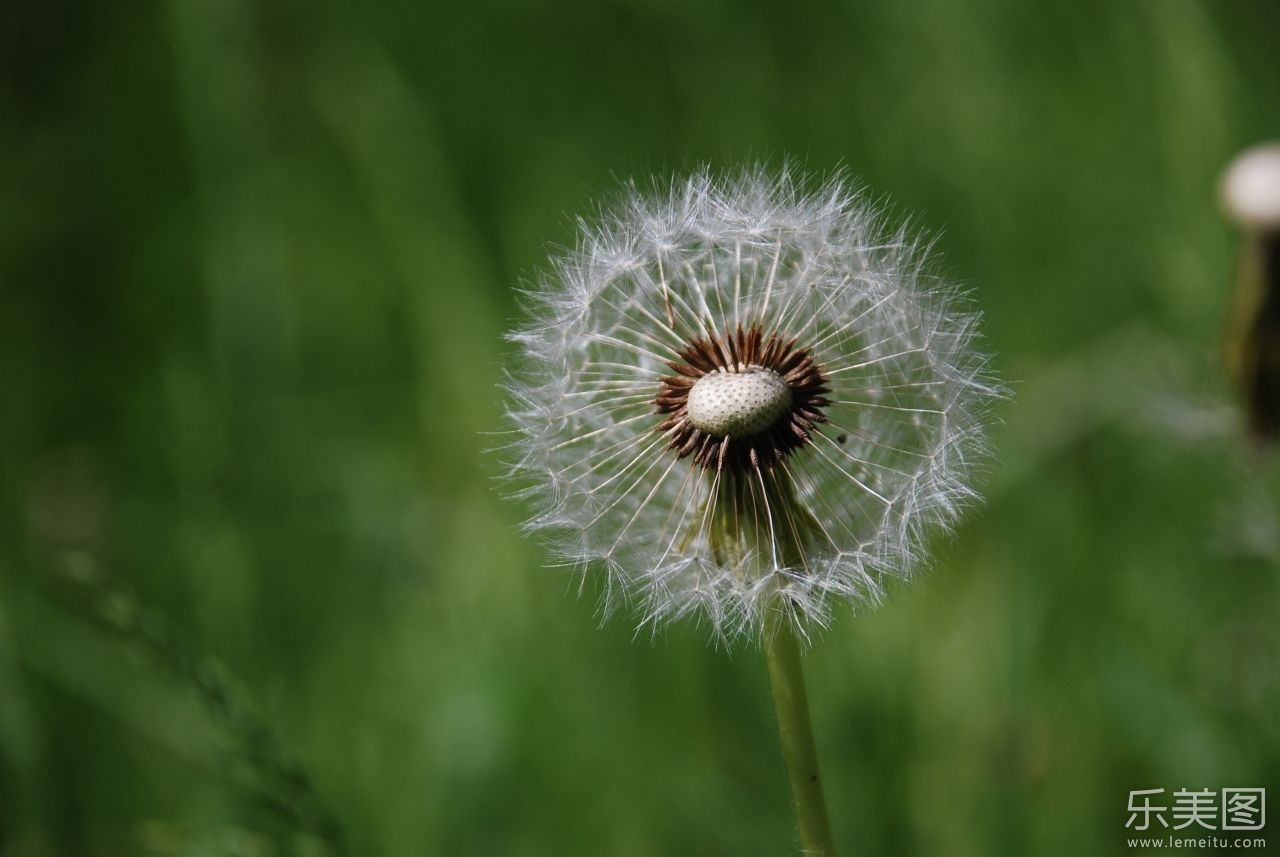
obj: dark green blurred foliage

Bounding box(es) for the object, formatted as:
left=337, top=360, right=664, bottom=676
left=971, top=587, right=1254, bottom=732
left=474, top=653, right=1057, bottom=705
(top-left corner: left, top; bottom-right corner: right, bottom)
left=2, top=1, right=1279, bottom=855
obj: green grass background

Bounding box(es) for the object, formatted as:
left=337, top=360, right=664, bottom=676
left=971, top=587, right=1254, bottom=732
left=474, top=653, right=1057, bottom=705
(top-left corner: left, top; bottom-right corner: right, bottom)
left=2, top=1, right=1278, bottom=854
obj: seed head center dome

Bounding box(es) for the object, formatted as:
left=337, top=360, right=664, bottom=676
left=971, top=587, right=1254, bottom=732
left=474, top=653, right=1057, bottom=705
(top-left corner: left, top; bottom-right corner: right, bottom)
left=686, top=367, right=792, bottom=438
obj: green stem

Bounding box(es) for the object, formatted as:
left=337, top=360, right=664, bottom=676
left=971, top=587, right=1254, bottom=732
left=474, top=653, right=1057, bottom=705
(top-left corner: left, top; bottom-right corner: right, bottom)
left=704, top=468, right=838, bottom=854
left=764, top=612, right=838, bottom=856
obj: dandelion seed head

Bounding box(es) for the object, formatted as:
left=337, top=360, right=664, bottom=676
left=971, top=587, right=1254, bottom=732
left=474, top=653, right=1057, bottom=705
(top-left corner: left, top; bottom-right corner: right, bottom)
left=503, top=164, right=999, bottom=642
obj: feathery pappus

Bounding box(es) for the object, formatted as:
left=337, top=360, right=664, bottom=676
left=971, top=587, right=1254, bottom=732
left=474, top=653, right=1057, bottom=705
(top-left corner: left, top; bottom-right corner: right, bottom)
left=503, top=166, right=999, bottom=641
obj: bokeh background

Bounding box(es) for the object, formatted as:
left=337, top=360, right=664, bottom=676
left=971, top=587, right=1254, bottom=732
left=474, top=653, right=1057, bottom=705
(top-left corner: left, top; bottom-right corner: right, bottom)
left=2, top=1, right=1279, bottom=854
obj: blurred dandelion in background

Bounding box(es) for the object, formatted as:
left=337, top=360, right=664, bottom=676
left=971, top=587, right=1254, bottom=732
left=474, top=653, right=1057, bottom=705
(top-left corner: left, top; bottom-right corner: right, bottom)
left=1221, top=143, right=1280, bottom=444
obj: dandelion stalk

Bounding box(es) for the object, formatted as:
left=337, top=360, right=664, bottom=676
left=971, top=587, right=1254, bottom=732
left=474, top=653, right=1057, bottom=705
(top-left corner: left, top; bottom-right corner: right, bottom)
left=765, top=611, right=837, bottom=856
left=716, top=468, right=836, bottom=855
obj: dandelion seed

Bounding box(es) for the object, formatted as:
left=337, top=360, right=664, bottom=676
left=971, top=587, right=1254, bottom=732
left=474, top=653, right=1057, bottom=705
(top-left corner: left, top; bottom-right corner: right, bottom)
left=503, top=165, right=999, bottom=642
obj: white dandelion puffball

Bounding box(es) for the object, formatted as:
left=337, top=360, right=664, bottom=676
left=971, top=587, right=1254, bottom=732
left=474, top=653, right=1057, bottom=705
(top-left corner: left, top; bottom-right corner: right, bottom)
left=505, top=166, right=998, bottom=641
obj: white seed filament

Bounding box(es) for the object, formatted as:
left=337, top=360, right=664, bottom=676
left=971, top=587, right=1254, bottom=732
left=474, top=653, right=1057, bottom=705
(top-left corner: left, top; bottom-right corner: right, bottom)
left=686, top=367, right=792, bottom=438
